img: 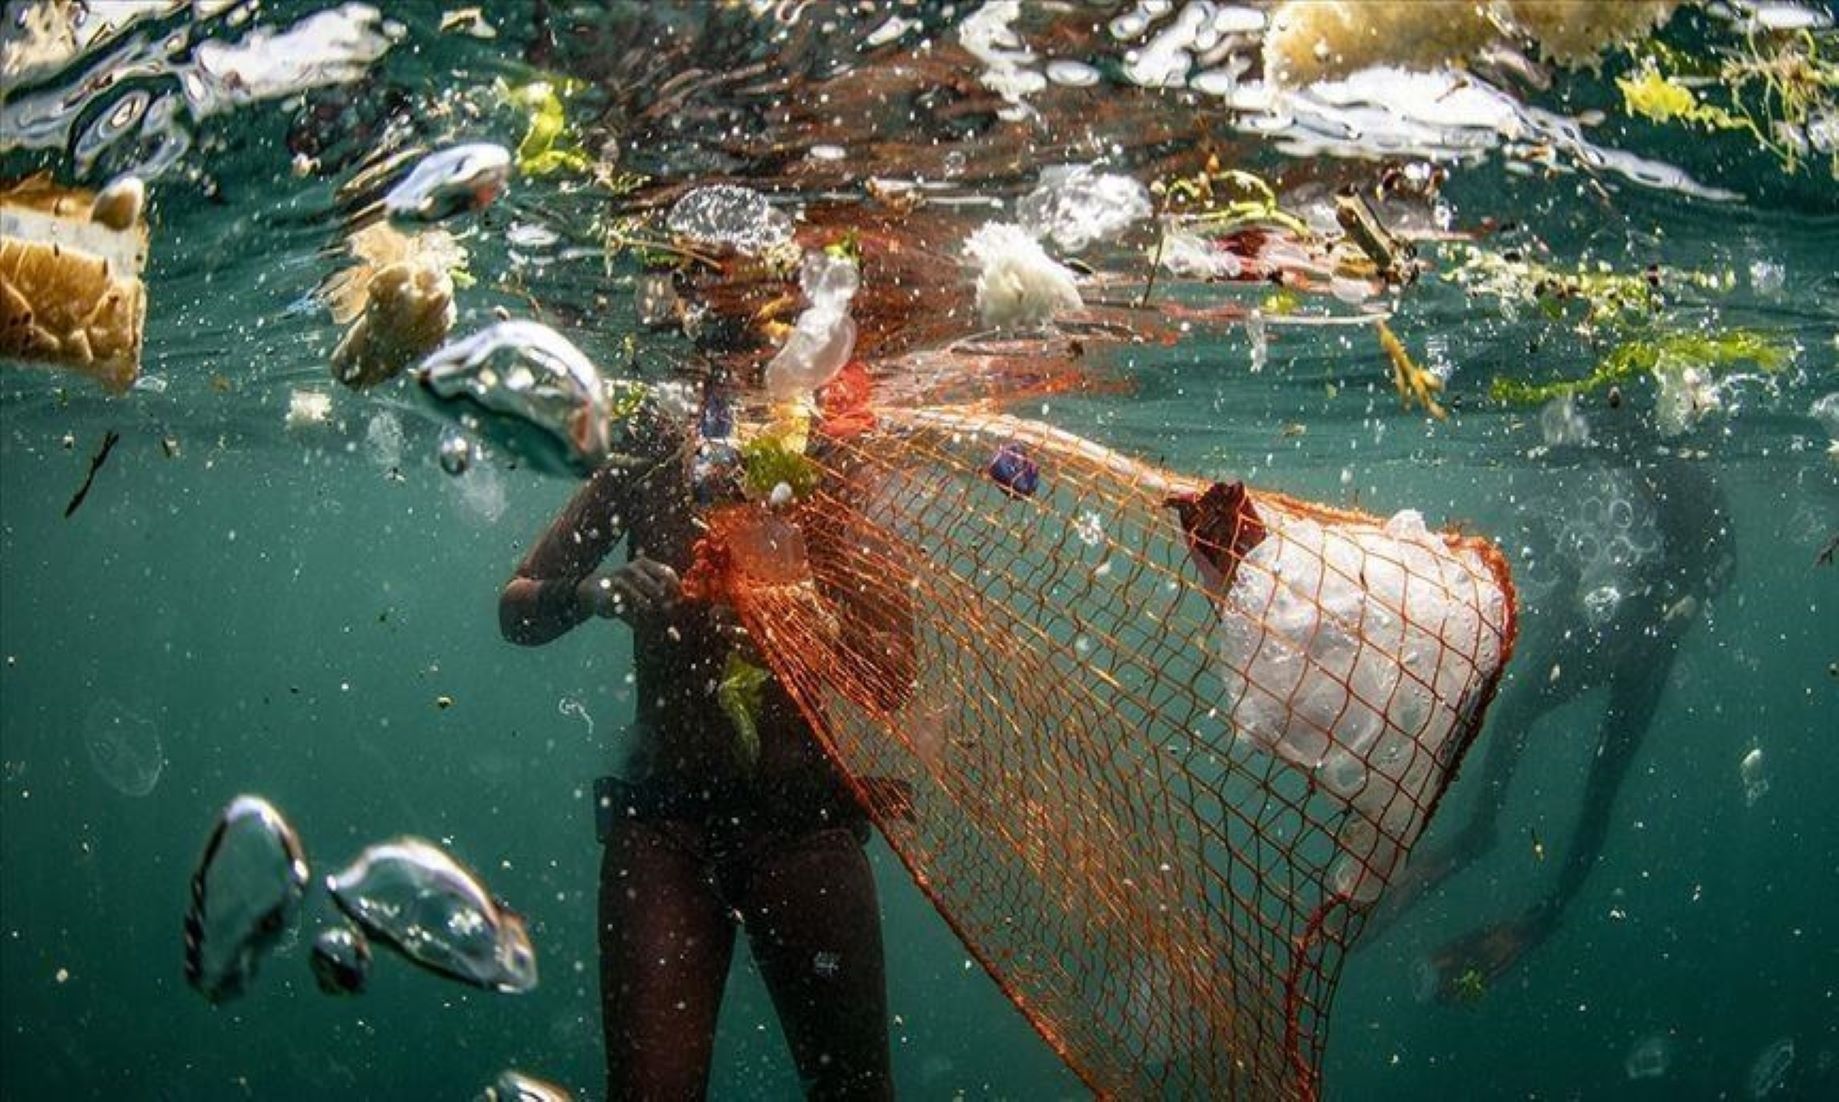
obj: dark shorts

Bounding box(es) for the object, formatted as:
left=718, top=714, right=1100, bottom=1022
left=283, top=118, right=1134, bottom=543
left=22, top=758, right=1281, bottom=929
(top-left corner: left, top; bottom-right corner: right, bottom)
left=593, top=773, right=870, bottom=858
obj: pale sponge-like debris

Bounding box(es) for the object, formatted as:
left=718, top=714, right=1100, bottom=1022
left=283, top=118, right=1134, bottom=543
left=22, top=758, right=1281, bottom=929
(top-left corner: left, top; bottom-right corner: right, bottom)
left=1, top=173, right=149, bottom=393
left=324, top=222, right=459, bottom=389
left=1263, top=0, right=1682, bottom=86
left=1510, top=1, right=1680, bottom=65
left=1264, top=1, right=1497, bottom=88
left=964, top=222, right=1082, bottom=330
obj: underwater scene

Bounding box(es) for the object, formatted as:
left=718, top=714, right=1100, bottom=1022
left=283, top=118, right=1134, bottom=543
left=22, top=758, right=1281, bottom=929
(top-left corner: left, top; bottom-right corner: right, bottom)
left=2, top=1, right=1836, bottom=1098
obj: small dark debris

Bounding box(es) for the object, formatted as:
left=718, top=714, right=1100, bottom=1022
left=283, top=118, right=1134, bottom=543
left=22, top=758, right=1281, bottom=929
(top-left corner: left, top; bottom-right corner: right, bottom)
left=63, top=429, right=121, bottom=518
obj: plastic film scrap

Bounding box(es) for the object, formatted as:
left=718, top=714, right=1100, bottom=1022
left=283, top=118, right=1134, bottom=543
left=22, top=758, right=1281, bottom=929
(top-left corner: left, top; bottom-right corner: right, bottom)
left=692, top=403, right=1517, bottom=1098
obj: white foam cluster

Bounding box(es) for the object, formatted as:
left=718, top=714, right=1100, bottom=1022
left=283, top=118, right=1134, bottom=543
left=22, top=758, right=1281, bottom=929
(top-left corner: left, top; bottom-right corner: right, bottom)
left=1217, top=507, right=1508, bottom=902
left=964, top=222, right=1083, bottom=329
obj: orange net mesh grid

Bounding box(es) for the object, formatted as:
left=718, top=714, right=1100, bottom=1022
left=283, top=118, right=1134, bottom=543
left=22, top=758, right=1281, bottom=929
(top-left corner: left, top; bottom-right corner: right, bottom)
left=691, top=404, right=1517, bottom=1099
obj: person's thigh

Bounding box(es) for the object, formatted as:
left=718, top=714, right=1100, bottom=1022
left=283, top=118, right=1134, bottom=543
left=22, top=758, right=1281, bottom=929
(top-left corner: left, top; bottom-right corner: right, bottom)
left=600, top=818, right=737, bottom=1101
left=737, top=827, right=893, bottom=1101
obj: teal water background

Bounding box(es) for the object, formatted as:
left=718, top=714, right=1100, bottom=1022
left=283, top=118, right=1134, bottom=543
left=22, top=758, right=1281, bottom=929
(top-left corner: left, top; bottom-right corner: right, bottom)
left=4, top=3, right=1839, bottom=1098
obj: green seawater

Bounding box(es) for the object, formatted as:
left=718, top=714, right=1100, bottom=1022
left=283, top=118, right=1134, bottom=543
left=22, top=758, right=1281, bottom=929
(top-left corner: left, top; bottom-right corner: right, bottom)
left=3, top=3, right=1837, bottom=1098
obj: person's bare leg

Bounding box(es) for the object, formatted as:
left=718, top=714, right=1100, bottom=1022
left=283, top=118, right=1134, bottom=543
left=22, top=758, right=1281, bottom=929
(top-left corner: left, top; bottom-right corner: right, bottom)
left=600, top=818, right=737, bottom=1101
left=737, top=827, right=893, bottom=1101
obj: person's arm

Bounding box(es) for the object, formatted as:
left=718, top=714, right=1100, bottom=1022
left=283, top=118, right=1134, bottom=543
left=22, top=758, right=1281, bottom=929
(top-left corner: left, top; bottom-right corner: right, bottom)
left=499, top=459, right=681, bottom=646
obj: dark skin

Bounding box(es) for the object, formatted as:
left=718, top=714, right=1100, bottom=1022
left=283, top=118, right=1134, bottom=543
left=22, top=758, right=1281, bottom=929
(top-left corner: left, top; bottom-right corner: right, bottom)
left=1363, top=448, right=1735, bottom=999
left=500, top=427, right=893, bottom=1100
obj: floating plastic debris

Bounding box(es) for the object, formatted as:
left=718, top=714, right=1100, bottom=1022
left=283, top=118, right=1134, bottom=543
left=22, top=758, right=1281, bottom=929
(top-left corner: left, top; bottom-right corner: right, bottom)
left=310, top=923, right=372, bottom=996
left=438, top=431, right=473, bottom=476
left=1740, top=745, right=1770, bottom=806
left=1653, top=358, right=1722, bottom=437
left=365, top=411, right=404, bottom=470
left=1015, top=166, right=1152, bottom=254
left=1539, top=395, right=1591, bottom=447
left=664, top=185, right=794, bottom=259
left=477, top=1069, right=574, bottom=1102
left=1625, top=1032, right=1673, bottom=1080
left=83, top=697, right=164, bottom=797
left=1044, top=59, right=1101, bottom=87
left=414, top=320, right=616, bottom=478
left=383, top=143, right=512, bottom=224
left=1748, top=1036, right=1794, bottom=1097
left=988, top=442, right=1040, bottom=498
left=286, top=389, right=334, bottom=429
left=1811, top=392, right=1839, bottom=443
left=183, top=796, right=310, bottom=1003
left=764, top=252, right=861, bottom=401
left=1582, top=584, right=1623, bottom=628
left=327, top=837, right=538, bottom=993
left=1215, top=507, right=1510, bottom=902
left=964, top=223, right=1082, bottom=329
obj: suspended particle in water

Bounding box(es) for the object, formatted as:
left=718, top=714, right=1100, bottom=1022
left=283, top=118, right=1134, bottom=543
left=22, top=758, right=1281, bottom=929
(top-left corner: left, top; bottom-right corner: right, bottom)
left=328, top=837, right=538, bottom=993
left=556, top=696, right=594, bottom=736
left=183, top=796, right=310, bottom=1003
left=813, top=950, right=841, bottom=978
left=1073, top=511, right=1104, bottom=547
left=1740, top=746, right=1769, bottom=806
left=83, top=698, right=165, bottom=797
left=438, top=431, right=473, bottom=476
left=477, top=1069, right=574, bottom=1101
left=1625, top=1033, right=1673, bottom=1080
left=1747, top=1036, right=1794, bottom=1098
left=310, top=923, right=372, bottom=996
left=365, top=411, right=404, bottom=470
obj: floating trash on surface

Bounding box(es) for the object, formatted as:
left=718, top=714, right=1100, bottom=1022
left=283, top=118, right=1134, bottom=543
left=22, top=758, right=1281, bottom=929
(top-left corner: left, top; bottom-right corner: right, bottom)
left=988, top=442, right=1040, bottom=498
left=383, top=143, right=511, bottom=224
left=327, top=837, right=538, bottom=993
left=664, top=184, right=794, bottom=259
left=1625, top=1032, right=1673, bottom=1080
left=183, top=796, right=310, bottom=1003
left=1748, top=1036, right=1794, bottom=1097
left=415, top=320, right=618, bottom=478
left=477, top=1069, right=574, bottom=1102
left=83, top=698, right=164, bottom=797
left=1740, top=745, right=1770, bottom=806
left=310, top=923, right=371, bottom=995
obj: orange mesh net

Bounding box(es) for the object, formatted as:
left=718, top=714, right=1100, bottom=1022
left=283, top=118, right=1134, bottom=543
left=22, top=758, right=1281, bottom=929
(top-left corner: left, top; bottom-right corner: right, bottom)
left=688, top=399, right=1517, bottom=1099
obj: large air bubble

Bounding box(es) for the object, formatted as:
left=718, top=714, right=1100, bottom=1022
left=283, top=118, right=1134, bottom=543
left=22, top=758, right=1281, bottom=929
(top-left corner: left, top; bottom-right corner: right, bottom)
left=183, top=796, right=310, bottom=1003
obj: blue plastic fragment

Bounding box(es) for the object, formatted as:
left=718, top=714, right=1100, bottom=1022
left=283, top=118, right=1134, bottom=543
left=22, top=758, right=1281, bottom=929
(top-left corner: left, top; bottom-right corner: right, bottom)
left=988, top=442, right=1039, bottom=498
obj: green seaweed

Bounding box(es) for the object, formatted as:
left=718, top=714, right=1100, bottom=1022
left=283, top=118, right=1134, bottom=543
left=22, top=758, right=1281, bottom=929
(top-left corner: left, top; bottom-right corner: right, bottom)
left=740, top=434, right=822, bottom=501
left=1489, top=330, right=1790, bottom=406
left=717, top=652, right=771, bottom=769
left=500, top=79, right=595, bottom=177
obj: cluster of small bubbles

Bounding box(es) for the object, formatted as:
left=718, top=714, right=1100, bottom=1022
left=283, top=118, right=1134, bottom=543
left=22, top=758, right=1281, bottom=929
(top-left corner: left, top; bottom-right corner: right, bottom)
left=1074, top=511, right=1105, bottom=546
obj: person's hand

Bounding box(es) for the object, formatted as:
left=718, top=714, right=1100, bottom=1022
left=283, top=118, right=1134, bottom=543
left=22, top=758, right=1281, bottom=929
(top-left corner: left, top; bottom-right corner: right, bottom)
left=578, top=557, right=680, bottom=625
